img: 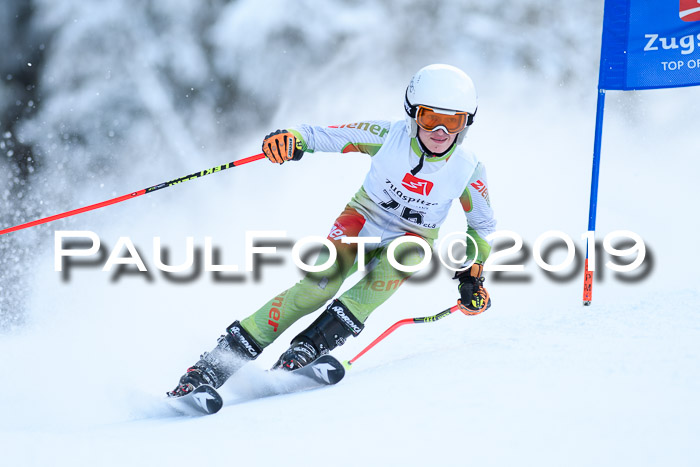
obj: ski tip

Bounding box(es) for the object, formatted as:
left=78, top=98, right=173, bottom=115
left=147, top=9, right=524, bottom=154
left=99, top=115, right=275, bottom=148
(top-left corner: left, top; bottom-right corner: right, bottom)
left=305, top=354, right=345, bottom=384
left=583, top=300, right=592, bottom=306
left=167, top=384, right=223, bottom=415
left=192, top=385, right=224, bottom=414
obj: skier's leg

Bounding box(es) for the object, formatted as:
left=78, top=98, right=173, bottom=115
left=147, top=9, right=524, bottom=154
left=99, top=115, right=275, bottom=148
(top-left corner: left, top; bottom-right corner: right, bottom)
left=274, top=235, right=430, bottom=370
left=240, top=205, right=365, bottom=347
left=170, top=206, right=366, bottom=394
left=168, top=246, right=353, bottom=396
left=272, top=298, right=364, bottom=370
left=339, top=235, right=430, bottom=323
left=170, top=206, right=367, bottom=393
left=239, top=249, right=347, bottom=346
left=168, top=320, right=262, bottom=396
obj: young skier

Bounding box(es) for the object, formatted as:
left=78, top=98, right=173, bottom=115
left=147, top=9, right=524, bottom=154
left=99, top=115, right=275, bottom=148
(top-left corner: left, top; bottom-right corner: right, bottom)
left=168, top=64, right=496, bottom=397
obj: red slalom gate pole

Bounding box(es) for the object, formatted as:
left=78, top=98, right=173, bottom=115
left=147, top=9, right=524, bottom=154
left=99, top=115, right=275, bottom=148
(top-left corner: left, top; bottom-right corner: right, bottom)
left=0, top=153, right=266, bottom=236
left=343, top=304, right=461, bottom=369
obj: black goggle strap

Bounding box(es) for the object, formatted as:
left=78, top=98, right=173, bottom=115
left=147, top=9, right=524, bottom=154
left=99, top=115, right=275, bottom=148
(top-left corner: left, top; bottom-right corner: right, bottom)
left=404, top=89, right=418, bottom=118
left=467, top=107, right=477, bottom=126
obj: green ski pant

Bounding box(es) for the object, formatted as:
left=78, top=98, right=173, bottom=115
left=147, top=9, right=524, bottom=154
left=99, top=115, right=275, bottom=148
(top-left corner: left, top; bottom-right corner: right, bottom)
left=240, top=206, right=430, bottom=348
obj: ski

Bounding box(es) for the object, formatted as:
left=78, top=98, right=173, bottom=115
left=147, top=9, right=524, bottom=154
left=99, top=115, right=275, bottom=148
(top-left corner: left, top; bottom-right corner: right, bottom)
left=167, top=384, right=224, bottom=416
left=277, top=354, right=346, bottom=386
left=167, top=354, right=345, bottom=416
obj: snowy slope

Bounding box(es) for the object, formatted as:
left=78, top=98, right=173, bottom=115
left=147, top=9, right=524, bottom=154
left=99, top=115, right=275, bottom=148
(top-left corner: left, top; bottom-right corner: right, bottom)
left=3, top=84, right=699, bottom=466
left=2, top=1, right=700, bottom=466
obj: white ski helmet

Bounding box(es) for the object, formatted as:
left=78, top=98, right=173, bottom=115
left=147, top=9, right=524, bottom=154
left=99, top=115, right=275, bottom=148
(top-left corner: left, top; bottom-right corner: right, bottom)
left=404, top=64, right=478, bottom=145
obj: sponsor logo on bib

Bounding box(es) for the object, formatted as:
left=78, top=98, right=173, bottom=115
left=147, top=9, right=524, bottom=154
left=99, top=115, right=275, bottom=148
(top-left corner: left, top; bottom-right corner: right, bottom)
left=401, top=173, right=434, bottom=196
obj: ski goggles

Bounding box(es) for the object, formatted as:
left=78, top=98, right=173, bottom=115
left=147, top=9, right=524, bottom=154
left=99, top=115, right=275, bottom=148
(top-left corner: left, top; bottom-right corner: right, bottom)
left=415, top=105, right=471, bottom=134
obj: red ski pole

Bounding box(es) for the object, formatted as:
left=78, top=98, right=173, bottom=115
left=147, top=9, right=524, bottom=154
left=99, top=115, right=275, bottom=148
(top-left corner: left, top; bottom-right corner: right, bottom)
left=343, top=304, right=461, bottom=369
left=0, top=153, right=266, bottom=236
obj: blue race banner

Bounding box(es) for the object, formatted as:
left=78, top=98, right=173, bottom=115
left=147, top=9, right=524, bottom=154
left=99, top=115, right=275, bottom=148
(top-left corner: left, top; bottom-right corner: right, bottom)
left=599, top=0, right=700, bottom=90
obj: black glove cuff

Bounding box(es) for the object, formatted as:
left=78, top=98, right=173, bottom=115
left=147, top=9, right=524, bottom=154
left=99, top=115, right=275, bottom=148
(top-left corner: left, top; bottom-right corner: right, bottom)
left=291, top=148, right=304, bottom=161
left=453, top=262, right=484, bottom=281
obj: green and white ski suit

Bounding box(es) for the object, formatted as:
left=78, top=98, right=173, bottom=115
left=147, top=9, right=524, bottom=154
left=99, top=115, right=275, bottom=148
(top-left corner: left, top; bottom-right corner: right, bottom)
left=241, top=119, right=496, bottom=347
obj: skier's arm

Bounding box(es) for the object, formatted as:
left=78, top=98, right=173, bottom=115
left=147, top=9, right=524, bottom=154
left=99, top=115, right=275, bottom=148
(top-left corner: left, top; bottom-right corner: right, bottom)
left=453, top=162, right=496, bottom=314
left=289, top=120, right=392, bottom=156
left=459, top=162, right=496, bottom=265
